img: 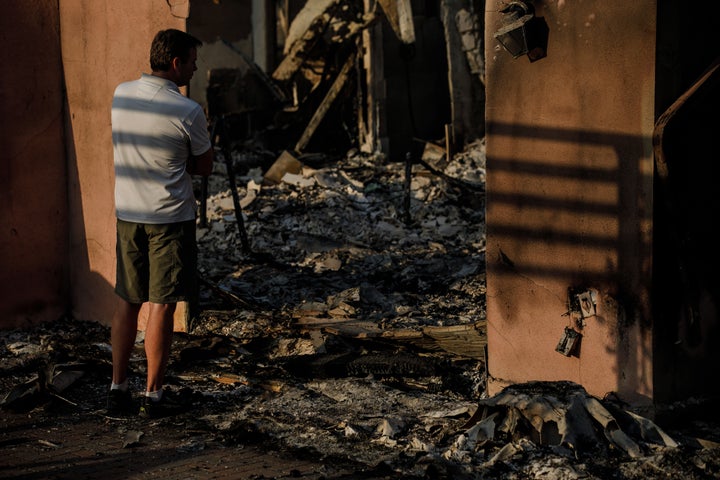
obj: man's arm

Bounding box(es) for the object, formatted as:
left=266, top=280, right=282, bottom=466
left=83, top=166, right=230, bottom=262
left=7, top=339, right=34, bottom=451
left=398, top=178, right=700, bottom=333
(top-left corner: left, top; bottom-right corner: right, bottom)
left=186, top=147, right=214, bottom=176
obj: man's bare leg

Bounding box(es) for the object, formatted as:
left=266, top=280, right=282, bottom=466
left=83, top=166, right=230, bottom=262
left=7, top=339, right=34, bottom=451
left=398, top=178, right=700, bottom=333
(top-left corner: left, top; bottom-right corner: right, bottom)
left=144, top=302, right=176, bottom=393
left=111, top=298, right=142, bottom=385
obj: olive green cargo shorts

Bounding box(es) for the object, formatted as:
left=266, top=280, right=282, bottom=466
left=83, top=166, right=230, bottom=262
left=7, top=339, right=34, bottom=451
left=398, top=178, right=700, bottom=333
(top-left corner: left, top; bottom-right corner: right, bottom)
left=115, top=219, right=197, bottom=304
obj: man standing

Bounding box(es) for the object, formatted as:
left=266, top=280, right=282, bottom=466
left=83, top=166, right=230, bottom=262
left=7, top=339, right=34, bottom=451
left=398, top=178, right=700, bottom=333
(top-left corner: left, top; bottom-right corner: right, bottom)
left=107, top=29, right=214, bottom=418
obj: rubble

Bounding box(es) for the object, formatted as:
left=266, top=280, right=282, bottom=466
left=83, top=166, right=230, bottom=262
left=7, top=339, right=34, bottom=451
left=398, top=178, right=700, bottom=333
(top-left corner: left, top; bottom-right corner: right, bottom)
left=2, top=141, right=719, bottom=478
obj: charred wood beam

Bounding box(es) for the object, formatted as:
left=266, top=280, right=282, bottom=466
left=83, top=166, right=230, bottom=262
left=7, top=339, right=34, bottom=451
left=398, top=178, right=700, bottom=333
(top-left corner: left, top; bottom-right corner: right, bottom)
left=294, top=51, right=356, bottom=153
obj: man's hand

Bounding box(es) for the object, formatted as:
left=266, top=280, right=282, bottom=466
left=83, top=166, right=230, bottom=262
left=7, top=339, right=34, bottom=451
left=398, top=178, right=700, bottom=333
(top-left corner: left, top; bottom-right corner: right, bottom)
left=187, top=147, right=214, bottom=176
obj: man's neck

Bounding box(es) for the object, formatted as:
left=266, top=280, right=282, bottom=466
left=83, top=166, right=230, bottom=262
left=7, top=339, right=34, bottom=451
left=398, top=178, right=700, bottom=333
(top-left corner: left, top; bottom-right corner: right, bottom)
left=151, top=71, right=172, bottom=81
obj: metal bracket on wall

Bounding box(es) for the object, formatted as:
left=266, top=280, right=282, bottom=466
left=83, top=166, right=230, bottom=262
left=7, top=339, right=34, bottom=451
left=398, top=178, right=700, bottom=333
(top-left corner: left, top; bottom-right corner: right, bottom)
left=556, top=327, right=581, bottom=357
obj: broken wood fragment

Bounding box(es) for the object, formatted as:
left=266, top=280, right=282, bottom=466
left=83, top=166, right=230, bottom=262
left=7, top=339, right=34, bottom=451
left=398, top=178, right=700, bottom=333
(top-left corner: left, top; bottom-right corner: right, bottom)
left=422, top=322, right=487, bottom=359
left=377, top=0, right=416, bottom=44
left=322, top=322, right=384, bottom=338
left=263, top=150, right=304, bottom=185
left=272, top=0, right=339, bottom=82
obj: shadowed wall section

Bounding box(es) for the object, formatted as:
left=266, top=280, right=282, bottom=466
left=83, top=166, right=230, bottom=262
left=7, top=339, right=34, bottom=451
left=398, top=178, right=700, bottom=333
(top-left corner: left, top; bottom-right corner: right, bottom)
left=0, top=2, right=68, bottom=328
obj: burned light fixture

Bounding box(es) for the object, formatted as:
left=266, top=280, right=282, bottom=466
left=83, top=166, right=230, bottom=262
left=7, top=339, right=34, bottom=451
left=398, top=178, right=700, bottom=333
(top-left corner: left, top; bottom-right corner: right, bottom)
left=556, top=288, right=597, bottom=357
left=493, top=0, right=549, bottom=62
left=556, top=327, right=581, bottom=357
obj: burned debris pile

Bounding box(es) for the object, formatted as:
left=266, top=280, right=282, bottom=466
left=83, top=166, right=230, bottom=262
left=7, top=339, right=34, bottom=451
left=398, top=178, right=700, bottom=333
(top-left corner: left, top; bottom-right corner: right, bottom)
left=1, top=311, right=719, bottom=479
left=2, top=139, right=719, bottom=478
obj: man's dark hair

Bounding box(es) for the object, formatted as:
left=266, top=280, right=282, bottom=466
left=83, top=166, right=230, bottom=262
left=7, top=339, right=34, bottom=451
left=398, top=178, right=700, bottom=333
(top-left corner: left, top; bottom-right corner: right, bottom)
left=150, top=29, right=202, bottom=72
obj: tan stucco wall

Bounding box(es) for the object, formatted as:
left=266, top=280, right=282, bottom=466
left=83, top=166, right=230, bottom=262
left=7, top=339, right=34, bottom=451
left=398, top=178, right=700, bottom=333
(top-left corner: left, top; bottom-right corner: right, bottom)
left=0, top=2, right=68, bottom=328
left=61, top=0, right=186, bottom=328
left=484, top=2, right=656, bottom=406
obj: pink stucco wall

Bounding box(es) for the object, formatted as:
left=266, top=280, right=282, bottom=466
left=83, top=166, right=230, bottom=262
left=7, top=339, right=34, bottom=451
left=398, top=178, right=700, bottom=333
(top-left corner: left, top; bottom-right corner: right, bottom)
left=0, top=2, right=68, bottom=328
left=484, top=1, right=656, bottom=406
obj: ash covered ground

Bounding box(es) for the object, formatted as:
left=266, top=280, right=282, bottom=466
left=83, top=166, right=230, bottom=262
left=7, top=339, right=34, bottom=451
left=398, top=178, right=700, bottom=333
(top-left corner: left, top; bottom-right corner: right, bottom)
left=2, top=142, right=719, bottom=479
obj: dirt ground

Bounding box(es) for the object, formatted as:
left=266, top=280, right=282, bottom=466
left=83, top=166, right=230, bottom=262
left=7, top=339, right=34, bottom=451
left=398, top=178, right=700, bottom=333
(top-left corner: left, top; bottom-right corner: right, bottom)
left=2, top=145, right=720, bottom=479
